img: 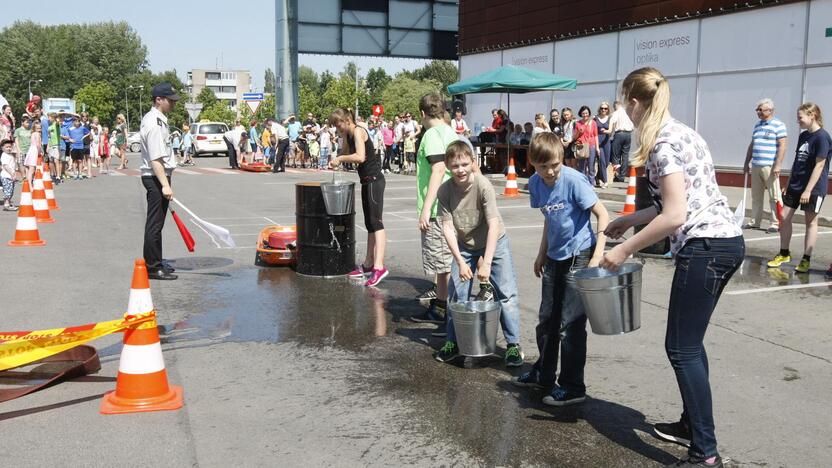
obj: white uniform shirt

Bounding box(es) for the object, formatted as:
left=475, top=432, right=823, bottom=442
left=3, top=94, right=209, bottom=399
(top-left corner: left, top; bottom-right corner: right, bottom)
left=224, top=128, right=244, bottom=149
left=271, top=122, right=289, bottom=140
left=140, top=107, right=175, bottom=177
left=609, top=107, right=634, bottom=133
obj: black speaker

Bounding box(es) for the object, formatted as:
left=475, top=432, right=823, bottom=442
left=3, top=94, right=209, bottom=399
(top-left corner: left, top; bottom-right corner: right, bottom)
left=451, top=96, right=466, bottom=115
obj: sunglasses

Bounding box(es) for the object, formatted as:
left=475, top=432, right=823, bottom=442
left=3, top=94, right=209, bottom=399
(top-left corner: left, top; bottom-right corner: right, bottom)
left=600, top=107, right=609, bottom=110
left=756, top=108, right=771, bottom=112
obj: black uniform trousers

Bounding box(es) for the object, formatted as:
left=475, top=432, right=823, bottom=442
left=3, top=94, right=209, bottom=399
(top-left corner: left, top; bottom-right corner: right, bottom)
left=142, top=174, right=171, bottom=271
left=225, top=137, right=239, bottom=169
left=273, top=138, right=289, bottom=172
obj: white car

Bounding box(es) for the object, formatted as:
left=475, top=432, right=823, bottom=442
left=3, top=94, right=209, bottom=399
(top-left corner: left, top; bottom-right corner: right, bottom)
left=190, top=122, right=229, bottom=157
left=127, top=132, right=141, bottom=153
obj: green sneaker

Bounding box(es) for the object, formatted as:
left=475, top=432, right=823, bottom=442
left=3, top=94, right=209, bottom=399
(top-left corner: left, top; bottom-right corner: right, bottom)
left=504, top=344, right=524, bottom=367
left=767, top=254, right=791, bottom=268
left=434, top=341, right=459, bottom=363
left=795, top=258, right=811, bottom=273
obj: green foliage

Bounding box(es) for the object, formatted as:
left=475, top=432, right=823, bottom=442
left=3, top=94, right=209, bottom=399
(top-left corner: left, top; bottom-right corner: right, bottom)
left=298, top=66, right=320, bottom=93
left=74, top=81, right=116, bottom=119
left=401, top=60, right=459, bottom=98
left=196, top=87, right=218, bottom=108
left=264, top=68, right=276, bottom=94
left=365, top=68, right=391, bottom=104
left=0, top=20, right=147, bottom=115
left=381, top=77, right=441, bottom=119
left=199, top=101, right=236, bottom=125
left=298, top=84, right=322, bottom=121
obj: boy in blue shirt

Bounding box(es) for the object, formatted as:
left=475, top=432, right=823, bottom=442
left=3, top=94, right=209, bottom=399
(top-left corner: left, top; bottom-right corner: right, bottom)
left=513, top=132, right=609, bottom=406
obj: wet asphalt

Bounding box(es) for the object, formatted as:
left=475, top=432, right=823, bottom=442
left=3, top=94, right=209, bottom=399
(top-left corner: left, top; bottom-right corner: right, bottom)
left=0, top=154, right=830, bottom=467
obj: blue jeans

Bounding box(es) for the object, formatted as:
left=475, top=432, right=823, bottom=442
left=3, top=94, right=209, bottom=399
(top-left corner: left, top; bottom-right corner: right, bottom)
left=447, top=235, right=521, bottom=344
left=577, top=146, right=597, bottom=185
left=532, top=247, right=593, bottom=393
left=667, top=236, right=744, bottom=458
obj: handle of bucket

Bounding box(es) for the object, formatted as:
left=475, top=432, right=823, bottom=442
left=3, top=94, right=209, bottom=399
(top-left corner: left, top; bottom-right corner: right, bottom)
left=603, top=233, right=647, bottom=265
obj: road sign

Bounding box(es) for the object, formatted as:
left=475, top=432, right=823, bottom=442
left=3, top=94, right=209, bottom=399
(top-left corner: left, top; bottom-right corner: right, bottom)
left=245, top=100, right=261, bottom=114
left=242, top=93, right=264, bottom=101
left=184, top=102, right=203, bottom=121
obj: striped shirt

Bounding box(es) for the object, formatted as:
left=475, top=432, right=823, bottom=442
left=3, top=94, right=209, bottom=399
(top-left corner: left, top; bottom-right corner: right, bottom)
left=751, top=117, right=787, bottom=166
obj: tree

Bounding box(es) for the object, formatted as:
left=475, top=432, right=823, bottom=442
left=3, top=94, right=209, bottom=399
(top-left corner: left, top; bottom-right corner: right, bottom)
left=298, top=83, right=322, bottom=121
left=381, top=76, right=441, bottom=119
left=264, top=68, right=276, bottom=94
left=74, top=81, right=116, bottom=120
left=0, top=21, right=147, bottom=114
left=404, top=60, right=459, bottom=98
left=365, top=68, right=391, bottom=104
left=199, top=101, right=236, bottom=125
left=196, top=87, right=217, bottom=108
left=298, top=66, right=320, bottom=94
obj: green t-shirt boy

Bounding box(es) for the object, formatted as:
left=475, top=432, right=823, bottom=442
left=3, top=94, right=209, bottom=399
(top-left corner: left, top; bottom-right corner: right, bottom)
left=416, top=123, right=457, bottom=218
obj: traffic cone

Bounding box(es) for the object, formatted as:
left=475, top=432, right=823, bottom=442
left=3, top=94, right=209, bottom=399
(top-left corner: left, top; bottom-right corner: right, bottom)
left=8, top=180, right=45, bottom=247
left=32, top=169, right=55, bottom=223
left=100, top=259, right=183, bottom=414
left=618, top=167, right=637, bottom=215
left=503, top=155, right=519, bottom=197
left=127, top=259, right=155, bottom=316
left=41, top=161, right=60, bottom=210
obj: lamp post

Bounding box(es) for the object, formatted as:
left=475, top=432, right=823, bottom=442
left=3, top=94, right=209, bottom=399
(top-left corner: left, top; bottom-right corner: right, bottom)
left=27, top=79, right=42, bottom=100
left=125, top=87, right=130, bottom=132
left=137, top=85, right=145, bottom=117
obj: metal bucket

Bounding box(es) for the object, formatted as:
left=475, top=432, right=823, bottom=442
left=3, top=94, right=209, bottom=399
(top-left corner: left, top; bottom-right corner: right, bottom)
left=320, top=181, right=355, bottom=216
left=449, top=301, right=501, bottom=357
left=570, top=264, right=642, bottom=335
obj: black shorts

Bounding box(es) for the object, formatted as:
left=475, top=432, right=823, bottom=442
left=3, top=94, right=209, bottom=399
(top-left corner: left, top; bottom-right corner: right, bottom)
left=783, top=189, right=825, bottom=213
left=361, top=176, right=385, bottom=233
left=70, top=149, right=85, bottom=161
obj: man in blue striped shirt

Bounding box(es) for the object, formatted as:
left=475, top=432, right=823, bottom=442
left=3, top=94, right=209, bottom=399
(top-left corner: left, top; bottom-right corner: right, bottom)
left=743, top=98, right=787, bottom=233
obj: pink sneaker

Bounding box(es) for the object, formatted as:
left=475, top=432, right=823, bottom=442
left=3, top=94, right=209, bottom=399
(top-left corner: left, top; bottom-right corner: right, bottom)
left=364, top=268, right=389, bottom=287
left=348, top=264, right=373, bottom=278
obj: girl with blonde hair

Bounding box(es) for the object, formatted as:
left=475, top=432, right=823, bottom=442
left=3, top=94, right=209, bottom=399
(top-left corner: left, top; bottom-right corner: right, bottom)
left=601, top=67, right=743, bottom=468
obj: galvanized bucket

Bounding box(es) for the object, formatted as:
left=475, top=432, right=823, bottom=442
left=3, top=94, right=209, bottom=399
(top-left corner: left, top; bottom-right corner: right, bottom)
left=320, top=181, right=354, bottom=216
left=449, top=301, right=501, bottom=357
left=570, top=264, right=642, bottom=335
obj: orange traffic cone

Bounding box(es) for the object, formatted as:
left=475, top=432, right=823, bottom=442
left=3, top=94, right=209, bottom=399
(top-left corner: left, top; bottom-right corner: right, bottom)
left=41, top=161, right=60, bottom=210
left=618, top=167, right=637, bottom=215
left=32, top=169, right=55, bottom=223
left=503, top=156, right=519, bottom=197
left=100, top=260, right=183, bottom=414
left=127, top=258, right=155, bottom=316
left=8, top=180, right=45, bottom=247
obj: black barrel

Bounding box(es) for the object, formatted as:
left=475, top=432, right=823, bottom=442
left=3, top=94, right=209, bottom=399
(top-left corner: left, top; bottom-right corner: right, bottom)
left=295, top=182, right=356, bottom=276
left=634, top=176, right=671, bottom=255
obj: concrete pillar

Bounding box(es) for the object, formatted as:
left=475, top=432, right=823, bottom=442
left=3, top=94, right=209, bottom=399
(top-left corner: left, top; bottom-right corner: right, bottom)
left=276, top=0, right=298, bottom=120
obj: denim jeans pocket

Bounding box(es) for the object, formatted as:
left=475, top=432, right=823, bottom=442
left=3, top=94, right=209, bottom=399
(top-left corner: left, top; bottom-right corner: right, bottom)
left=704, top=256, right=741, bottom=296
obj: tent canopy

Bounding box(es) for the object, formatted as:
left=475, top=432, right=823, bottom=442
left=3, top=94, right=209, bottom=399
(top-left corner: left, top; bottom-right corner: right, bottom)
left=447, top=65, right=577, bottom=95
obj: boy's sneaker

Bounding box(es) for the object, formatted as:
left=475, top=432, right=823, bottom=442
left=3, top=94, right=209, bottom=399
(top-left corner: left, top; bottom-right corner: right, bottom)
left=434, top=341, right=460, bottom=362
left=348, top=264, right=373, bottom=278
left=766, top=254, right=791, bottom=268
left=474, top=282, right=495, bottom=302
left=653, top=418, right=692, bottom=448
left=411, top=299, right=446, bottom=323
left=795, top=258, right=811, bottom=273
left=430, top=322, right=447, bottom=337
left=512, top=369, right=552, bottom=388
left=542, top=387, right=586, bottom=406
left=365, top=268, right=389, bottom=287
left=766, top=226, right=779, bottom=234
left=417, top=284, right=437, bottom=302
left=504, top=344, right=524, bottom=367
left=666, top=455, right=723, bottom=467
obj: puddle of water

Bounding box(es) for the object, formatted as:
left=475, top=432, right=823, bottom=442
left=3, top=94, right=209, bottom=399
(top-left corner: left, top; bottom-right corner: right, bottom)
left=730, top=256, right=832, bottom=296
left=161, top=267, right=396, bottom=351
left=167, top=257, right=235, bottom=271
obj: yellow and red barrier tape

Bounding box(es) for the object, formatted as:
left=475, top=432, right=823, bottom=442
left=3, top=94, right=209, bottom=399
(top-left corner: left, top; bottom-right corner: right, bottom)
left=0, top=312, right=156, bottom=372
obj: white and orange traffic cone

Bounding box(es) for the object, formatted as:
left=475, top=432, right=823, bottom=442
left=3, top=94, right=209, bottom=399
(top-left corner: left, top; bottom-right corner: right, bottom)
left=40, top=162, right=60, bottom=210
left=100, top=259, right=183, bottom=414
left=618, top=167, right=637, bottom=215
left=32, top=169, right=55, bottom=223
left=503, top=156, right=519, bottom=197
left=8, top=180, right=45, bottom=247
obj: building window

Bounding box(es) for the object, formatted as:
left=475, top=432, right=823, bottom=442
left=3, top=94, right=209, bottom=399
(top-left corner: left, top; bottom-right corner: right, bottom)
left=208, top=86, right=220, bottom=93
left=225, top=100, right=237, bottom=108
left=206, top=72, right=221, bottom=80
left=220, top=86, right=236, bottom=93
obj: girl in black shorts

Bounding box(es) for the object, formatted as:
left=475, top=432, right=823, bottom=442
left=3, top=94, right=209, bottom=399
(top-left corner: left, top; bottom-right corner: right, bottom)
left=329, top=108, right=389, bottom=287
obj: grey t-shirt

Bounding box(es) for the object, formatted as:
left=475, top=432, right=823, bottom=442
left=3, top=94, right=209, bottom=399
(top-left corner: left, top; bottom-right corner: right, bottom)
left=438, top=172, right=505, bottom=250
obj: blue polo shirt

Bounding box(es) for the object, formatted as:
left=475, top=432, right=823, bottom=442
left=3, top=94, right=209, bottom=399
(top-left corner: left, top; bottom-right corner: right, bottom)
left=751, top=117, right=787, bottom=167
left=287, top=122, right=301, bottom=141
left=529, top=166, right=598, bottom=261
left=40, top=115, right=49, bottom=143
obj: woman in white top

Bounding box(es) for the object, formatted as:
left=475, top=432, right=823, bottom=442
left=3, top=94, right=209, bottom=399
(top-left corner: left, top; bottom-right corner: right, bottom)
left=532, top=113, right=550, bottom=137
left=451, top=110, right=469, bottom=136
left=602, top=67, right=744, bottom=468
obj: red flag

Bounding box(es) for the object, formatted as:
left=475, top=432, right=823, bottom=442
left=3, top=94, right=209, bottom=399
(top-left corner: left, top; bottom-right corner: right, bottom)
left=170, top=209, right=195, bottom=252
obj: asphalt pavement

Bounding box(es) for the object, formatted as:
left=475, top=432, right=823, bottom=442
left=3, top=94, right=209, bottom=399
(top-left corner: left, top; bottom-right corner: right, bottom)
left=0, top=154, right=829, bottom=467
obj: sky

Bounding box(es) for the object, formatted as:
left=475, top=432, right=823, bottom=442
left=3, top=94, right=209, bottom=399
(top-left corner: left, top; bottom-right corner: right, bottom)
left=1, top=0, right=434, bottom=91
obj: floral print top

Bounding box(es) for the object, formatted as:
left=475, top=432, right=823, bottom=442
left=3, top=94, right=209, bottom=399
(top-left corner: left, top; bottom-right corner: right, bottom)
left=646, top=119, right=742, bottom=254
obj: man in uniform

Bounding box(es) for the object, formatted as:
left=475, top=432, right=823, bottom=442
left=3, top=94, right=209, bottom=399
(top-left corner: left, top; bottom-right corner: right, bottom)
left=141, top=83, right=179, bottom=280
